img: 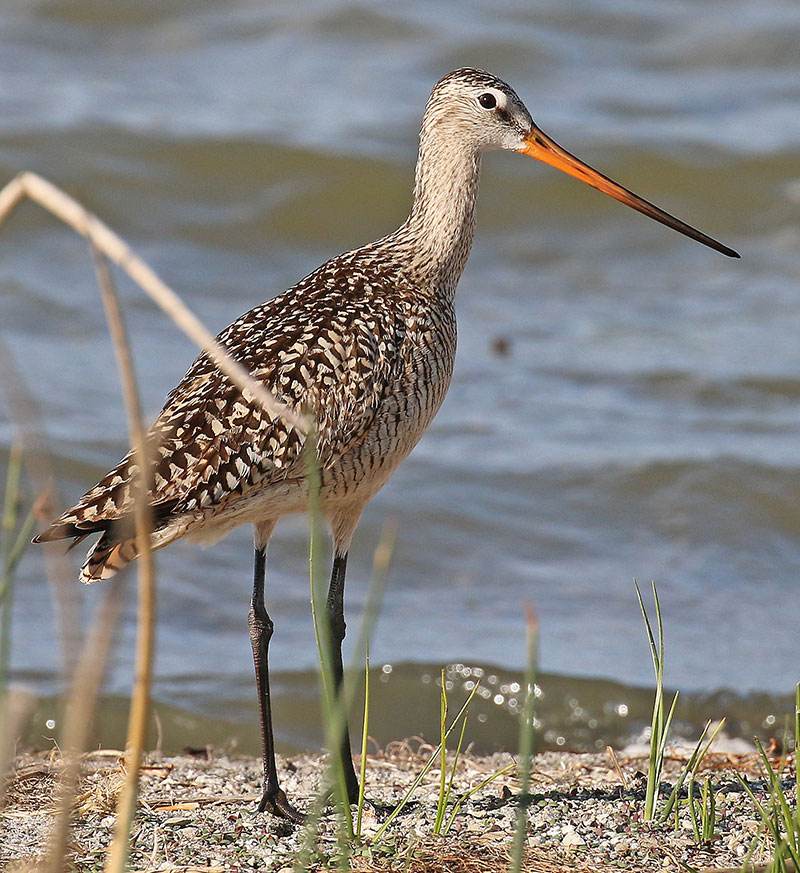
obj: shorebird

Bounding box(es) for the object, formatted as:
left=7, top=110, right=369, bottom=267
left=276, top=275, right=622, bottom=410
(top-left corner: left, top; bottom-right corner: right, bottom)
left=33, top=68, right=738, bottom=822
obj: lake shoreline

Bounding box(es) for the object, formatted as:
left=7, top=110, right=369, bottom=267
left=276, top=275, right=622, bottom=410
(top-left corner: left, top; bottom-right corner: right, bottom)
left=2, top=742, right=784, bottom=871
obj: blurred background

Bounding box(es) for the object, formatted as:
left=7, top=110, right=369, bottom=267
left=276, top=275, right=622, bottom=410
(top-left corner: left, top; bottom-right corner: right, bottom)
left=1, top=0, right=799, bottom=755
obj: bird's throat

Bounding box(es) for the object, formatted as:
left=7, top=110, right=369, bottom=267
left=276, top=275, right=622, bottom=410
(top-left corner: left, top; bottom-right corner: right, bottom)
left=403, top=142, right=482, bottom=295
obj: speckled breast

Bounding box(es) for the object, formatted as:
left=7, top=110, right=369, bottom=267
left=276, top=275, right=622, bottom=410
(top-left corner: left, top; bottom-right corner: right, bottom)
left=318, top=295, right=457, bottom=507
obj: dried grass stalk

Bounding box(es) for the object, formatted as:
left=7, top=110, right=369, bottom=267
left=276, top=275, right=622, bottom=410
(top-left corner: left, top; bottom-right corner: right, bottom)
left=0, top=169, right=314, bottom=868
left=90, top=247, right=154, bottom=873
left=42, top=580, right=125, bottom=873
left=0, top=171, right=307, bottom=434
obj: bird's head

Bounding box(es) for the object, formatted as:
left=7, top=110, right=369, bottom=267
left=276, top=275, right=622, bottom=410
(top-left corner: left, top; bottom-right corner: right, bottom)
left=423, top=68, right=535, bottom=154
left=424, top=68, right=739, bottom=258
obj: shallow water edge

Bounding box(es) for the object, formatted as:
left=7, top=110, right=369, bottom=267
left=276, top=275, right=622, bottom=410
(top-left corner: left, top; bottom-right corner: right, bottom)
left=17, top=662, right=795, bottom=758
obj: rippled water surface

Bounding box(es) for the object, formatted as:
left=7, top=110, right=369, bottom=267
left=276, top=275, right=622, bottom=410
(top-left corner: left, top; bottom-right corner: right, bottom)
left=2, top=0, right=799, bottom=749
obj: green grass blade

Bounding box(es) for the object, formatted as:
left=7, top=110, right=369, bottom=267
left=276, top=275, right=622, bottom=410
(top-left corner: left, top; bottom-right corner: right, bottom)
left=652, top=581, right=665, bottom=684
left=0, top=443, right=34, bottom=696
left=634, top=580, right=660, bottom=679
left=4, top=510, right=35, bottom=580
left=305, top=431, right=353, bottom=850
left=735, top=768, right=800, bottom=870
left=753, top=737, right=800, bottom=866
left=510, top=604, right=539, bottom=873
left=1, top=442, right=23, bottom=540
left=658, top=689, right=680, bottom=763
left=659, top=715, right=706, bottom=823
left=299, top=519, right=393, bottom=864
left=795, top=683, right=799, bottom=818
left=636, top=580, right=663, bottom=821
left=442, top=763, right=515, bottom=836
left=355, top=647, right=370, bottom=839
left=372, top=680, right=481, bottom=843
left=2, top=442, right=34, bottom=586
left=659, top=718, right=725, bottom=822
left=702, top=777, right=715, bottom=843
left=755, top=737, right=794, bottom=832
left=637, top=580, right=678, bottom=822
left=736, top=772, right=782, bottom=846
left=442, top=705, right=470, bottom=823
left=687, top=774, right=700, bottom=842
left=434, top=669, right=449, bottom=835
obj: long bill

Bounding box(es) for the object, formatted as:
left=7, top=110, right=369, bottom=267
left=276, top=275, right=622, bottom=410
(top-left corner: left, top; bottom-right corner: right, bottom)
left=518, top=127, right=740, bottom=258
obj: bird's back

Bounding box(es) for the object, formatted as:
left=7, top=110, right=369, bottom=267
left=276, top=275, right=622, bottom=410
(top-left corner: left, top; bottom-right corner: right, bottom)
left=35, top=241, right=457, bottom=581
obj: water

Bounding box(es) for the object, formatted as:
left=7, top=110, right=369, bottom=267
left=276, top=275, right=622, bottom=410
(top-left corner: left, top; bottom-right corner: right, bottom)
left=2, top=0, right=800, bottom=752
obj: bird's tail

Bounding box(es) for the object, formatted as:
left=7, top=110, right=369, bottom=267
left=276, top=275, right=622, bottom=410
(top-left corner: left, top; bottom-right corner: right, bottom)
left=79, top=533, right=139, bottom=584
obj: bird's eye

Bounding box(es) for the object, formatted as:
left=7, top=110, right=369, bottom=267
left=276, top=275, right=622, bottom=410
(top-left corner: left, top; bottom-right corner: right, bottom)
left=478, top=92, right=497, bottom=110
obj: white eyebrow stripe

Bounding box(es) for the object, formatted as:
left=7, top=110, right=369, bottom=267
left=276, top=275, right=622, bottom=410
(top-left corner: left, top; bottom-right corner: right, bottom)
left=485, top=87, right=508, bottom=110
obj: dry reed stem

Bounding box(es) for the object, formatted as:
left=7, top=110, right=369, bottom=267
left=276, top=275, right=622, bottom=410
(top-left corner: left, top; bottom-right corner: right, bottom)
left=0, top=171, right=308, bottom=434
left=0, top=168, right=313, bottom=868
left=42, top=580, right=125, bottom=873
left=90, top=247, right=155, bottom=873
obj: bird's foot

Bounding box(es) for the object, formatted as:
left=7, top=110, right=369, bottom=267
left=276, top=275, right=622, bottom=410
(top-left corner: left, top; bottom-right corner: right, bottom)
left=257, top=787, right=306, bottom=824
left=320, top=782, right=360, bottom=810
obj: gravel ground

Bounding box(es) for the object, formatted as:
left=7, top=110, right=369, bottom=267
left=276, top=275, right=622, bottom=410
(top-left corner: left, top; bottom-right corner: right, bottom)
left=1, top=740, right=793, bottom=872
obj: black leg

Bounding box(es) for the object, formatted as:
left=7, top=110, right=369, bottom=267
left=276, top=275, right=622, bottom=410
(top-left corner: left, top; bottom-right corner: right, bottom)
left=326, top=551, right=360, bottom=804
left=249, top=545, right=305, bottom=823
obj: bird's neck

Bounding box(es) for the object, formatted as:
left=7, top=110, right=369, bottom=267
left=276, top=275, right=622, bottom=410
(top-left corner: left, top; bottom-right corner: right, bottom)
left=397, top=136, right=482, bottom=297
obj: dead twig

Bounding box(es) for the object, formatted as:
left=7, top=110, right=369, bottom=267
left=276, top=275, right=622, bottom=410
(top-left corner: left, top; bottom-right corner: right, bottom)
left=606, top=745, right=627, bottom=788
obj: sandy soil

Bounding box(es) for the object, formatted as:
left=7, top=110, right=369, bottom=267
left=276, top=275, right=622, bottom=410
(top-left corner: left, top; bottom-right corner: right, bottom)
left=1, top=740, right=792, bottom=872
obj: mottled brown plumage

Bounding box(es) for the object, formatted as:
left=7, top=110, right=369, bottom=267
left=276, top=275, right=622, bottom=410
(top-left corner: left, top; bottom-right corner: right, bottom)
left=35, top=70, right=517, bottom=582
left=35, top=68, right=737, bottom=821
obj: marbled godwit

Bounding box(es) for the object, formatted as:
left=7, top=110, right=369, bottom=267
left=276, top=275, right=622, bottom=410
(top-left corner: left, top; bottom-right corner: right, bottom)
left=34, top=68, right=738, bottom=821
